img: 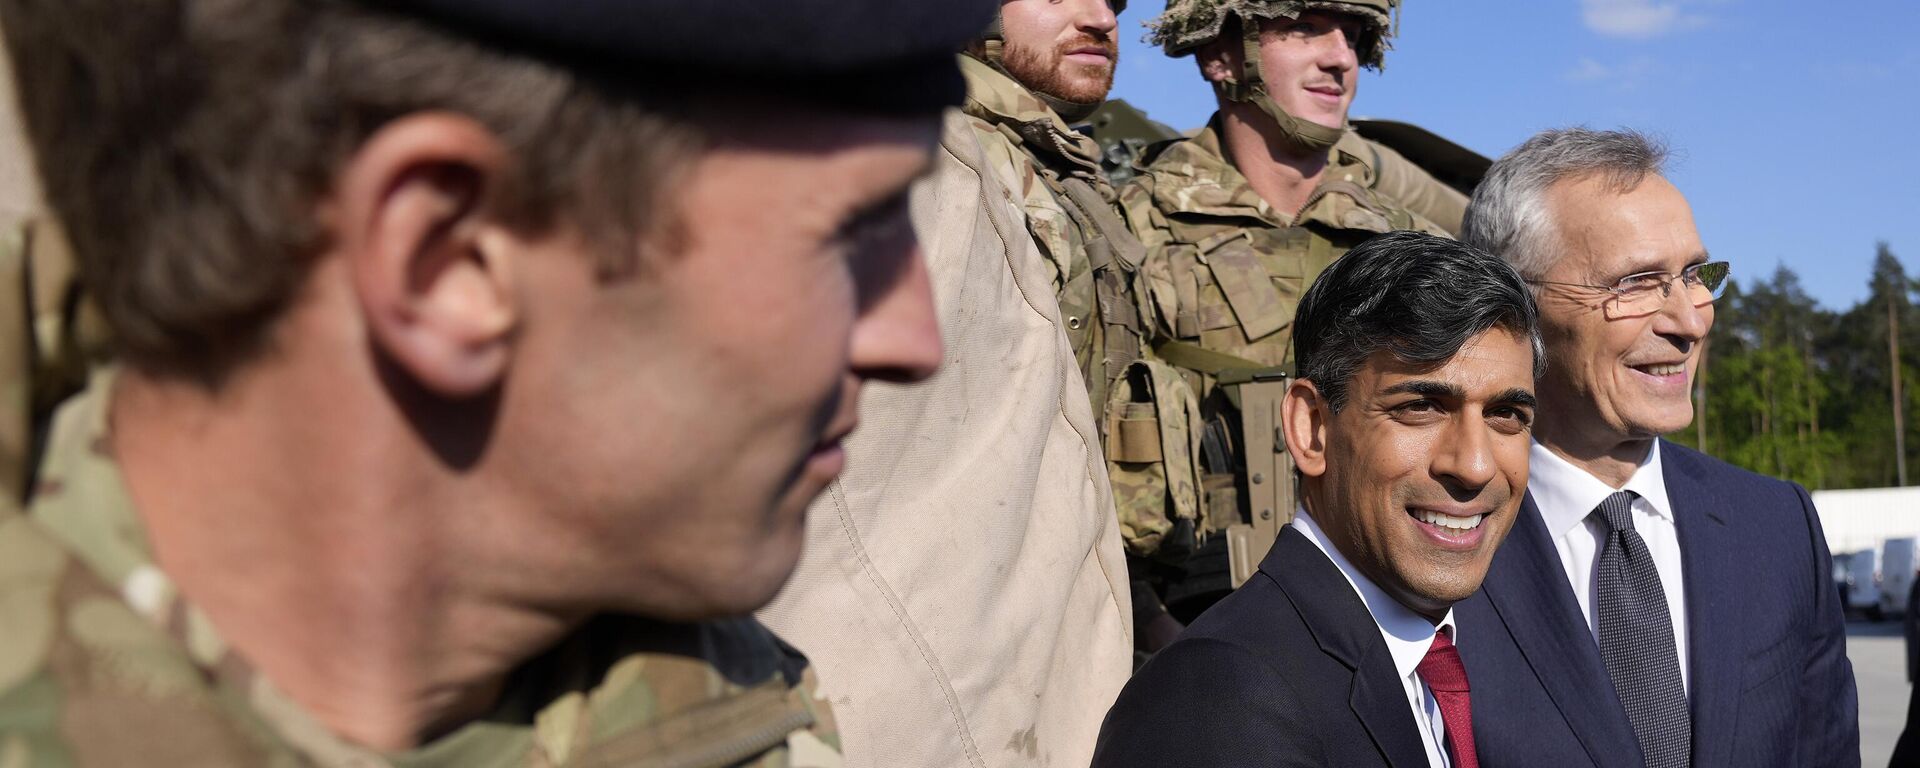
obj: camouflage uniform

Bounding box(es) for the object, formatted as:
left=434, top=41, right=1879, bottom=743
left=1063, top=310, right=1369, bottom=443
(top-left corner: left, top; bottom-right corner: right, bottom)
left=1119, top=116, right=1449, bottom=615
left=958, top=56, right=1205, bottom=565
left=0, top=370, right=842, bottom=767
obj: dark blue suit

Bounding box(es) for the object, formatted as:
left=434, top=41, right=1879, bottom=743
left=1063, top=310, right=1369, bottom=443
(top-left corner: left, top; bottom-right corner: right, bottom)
left=1457, top=440, right=1858, bottom=768
left=1093, top=526, right=1432, bottom=767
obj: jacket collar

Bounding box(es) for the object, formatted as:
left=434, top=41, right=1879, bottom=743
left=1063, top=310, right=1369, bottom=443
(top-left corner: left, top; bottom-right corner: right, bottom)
left=958, top=54, right=1103, bottom=176
left=1261, top=526, right=1431, bottom=767
left=1292, top=509, right=1455, bottom=686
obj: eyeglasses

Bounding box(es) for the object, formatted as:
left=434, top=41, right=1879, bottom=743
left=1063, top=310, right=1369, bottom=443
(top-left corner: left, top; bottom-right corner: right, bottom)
left=1528, top=261, right=1730, bottom=319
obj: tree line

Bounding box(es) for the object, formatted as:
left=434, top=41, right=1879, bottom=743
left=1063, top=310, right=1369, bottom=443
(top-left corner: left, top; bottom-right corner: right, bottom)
left=1670, top=242, right=1917, bottom=490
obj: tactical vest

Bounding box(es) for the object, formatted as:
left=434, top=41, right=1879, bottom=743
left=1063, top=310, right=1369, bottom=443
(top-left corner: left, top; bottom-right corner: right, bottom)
left=1120, top=118, right=1448, bottom=609
left=958, top=57, right=1206, bottom=562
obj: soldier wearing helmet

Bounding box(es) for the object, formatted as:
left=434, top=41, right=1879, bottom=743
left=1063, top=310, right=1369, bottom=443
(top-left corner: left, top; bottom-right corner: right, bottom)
left=1118, top=0, right=1452, bottom=641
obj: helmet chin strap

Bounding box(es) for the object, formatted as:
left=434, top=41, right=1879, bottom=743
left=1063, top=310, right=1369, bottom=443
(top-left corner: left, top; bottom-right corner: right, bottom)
left=1212, top=19, right=1344, bottom=154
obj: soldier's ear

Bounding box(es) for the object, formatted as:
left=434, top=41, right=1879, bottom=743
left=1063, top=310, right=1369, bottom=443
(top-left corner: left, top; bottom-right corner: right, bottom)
left=1281, top=377, right=1328, bottom=478
left=331, top=113, right=519, bottom=398
left=1195, top=36, right=1239, bottom=84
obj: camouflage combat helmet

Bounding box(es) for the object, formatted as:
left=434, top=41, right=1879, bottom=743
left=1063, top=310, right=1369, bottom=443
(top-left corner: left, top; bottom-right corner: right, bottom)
left=976, top=0, right=1130, bottom=123
left=1147, top=0, right=1399, bottom=152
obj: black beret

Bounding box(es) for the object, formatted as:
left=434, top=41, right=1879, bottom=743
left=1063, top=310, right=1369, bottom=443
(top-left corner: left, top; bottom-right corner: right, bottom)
left=378, top=0, right=997, bottom=114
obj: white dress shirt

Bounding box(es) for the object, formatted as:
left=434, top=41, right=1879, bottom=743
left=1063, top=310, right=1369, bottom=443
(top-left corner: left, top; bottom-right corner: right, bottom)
left=1528, top=439, right=1691, bottom=695
left=1294, top=509, right=1455, bottom=768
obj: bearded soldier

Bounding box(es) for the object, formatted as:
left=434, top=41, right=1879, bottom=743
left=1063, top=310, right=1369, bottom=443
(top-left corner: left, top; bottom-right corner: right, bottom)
left=1124, top=0, right=1452, bottom=635
left=756, top=1, right=1182, bottom=765
left=968, top=0, right=1223, bottom=659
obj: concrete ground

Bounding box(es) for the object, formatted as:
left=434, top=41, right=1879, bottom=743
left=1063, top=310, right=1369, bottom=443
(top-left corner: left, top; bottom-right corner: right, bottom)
left=1849, top=618, right=1908, bottom=767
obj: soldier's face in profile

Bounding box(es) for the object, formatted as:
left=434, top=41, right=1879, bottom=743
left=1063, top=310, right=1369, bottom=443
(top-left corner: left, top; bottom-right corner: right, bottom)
left=1530, top=174, right=1712, bottom=448
left=1253, top=11, right=1362, bottom=130
left=998, top=0, right=1120, bottom=104
left=519, top=108, right=943, bottom=619
left=1286, top=328, right=1535, bottom=619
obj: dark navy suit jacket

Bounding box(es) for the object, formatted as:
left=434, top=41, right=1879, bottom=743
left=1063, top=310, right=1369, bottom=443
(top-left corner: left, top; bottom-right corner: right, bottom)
left=1456, top=439, right=1858, bottom=768
left=1093, top=526, right=1433, bottom=767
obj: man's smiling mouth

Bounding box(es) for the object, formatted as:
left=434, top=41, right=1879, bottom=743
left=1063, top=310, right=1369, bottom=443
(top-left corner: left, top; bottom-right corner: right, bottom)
left=1410, top=507, right=1486, bottom=534
left=1631, top=362, right=1686, bottom=376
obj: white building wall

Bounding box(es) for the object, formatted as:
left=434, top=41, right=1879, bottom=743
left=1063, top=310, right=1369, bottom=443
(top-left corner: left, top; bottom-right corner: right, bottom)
left=1813, top=487, right=1920, bottom=557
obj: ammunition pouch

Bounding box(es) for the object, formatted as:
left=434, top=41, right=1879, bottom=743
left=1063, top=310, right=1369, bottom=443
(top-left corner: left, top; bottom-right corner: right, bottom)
left=1153, top=339, right=1296, bottom=589
left=1104, top=358, right=1205, bottom=562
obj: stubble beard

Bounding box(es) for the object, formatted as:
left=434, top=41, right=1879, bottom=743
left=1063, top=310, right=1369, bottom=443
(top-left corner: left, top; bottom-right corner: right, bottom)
left=1001, top=33, right=1117, bottom=105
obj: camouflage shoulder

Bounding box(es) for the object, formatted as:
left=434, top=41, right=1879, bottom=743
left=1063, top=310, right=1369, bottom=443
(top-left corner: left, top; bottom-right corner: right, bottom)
left=1133, top=135, right=1187, bottom=172
left=1404, top=208, right=1453, bottom=238
left=958, top=113, right=1042, bottom=214
left=1300, top=176, right=1455, bottom=240
left=756, top=666, right=840, bottom=768
left=0, top=516, right=286, bottom=767
left=526, top=616, right=840, bottom=768
left=1128, top=135, right=1202, bottom=197
left=1119, top=135, right=1215, bottom=235
left=1117, top=176, right=1171, bottom=252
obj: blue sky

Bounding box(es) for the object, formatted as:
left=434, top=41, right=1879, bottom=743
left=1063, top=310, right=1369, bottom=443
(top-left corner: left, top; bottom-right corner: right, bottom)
left=1107, top=0, right=1920, bottom=311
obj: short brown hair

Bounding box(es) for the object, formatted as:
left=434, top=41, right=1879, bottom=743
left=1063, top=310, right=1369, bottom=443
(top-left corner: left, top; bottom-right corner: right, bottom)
left=2, top=0, right=703, bottom=382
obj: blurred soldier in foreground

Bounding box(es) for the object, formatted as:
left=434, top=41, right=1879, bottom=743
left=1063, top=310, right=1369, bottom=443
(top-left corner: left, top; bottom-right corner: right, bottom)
left=1095, top=231, right=1541, bottom=766
left=0, top=0, right=984, bottom=763
left=757, top=0, right=1151, bottom=763
left=1121, top=0, right=1451, bottom=639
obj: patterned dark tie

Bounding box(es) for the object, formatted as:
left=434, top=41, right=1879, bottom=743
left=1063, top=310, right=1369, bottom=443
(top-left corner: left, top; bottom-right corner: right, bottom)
left=1416, top=631, right=1478, bottom=768
left=1593, top=490, right=1692, bottom=768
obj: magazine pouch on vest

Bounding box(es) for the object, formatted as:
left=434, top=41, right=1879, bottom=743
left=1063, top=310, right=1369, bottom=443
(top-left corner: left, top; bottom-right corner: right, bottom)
left=1150, top=338, right=1297, bottom=588
left=1104, top=357, right=1205, bottom=562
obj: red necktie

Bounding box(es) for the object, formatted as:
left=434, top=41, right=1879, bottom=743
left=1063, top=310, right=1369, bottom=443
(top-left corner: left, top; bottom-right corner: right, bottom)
left=1416, top=631, right=1479, bottom=768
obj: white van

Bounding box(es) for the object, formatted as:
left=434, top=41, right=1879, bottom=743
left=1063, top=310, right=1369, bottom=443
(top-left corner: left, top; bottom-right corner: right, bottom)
left=1843, top=549, right=1883, bottom=619
left=1882, top=537, right=1917, bottom=619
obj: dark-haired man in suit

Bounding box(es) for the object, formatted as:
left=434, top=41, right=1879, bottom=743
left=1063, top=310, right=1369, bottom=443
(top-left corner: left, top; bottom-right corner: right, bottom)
left=1093, top=230, right=1543, bottom=767
left=1457, top=127, right=1857, bottom=768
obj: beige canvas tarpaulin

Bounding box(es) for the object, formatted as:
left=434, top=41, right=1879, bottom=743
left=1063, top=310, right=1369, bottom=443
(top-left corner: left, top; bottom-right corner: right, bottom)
left=759, top=111, right=1133, bottom=768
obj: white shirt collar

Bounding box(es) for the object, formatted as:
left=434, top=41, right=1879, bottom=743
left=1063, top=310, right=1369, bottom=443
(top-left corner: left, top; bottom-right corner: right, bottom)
left=1529, top=438, right=1673, bottom=539
left=1292, top=508, right=1455, bottom=684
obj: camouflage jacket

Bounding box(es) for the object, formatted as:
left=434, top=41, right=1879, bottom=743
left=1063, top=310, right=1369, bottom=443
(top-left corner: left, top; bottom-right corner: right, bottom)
left=958, top=57, right=1207, bottom=565
left=958, top=55, right=1147, bottom=411
left=1121, top=116, right=1451, bottom=384
left=1116, top=117, right=1448, bottom=575
left=0, top=371, right=841, bottom=767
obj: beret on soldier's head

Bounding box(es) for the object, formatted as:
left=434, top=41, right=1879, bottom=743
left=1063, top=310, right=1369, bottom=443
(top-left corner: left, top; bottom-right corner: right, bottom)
left=376, top=0, right=998, bottom=114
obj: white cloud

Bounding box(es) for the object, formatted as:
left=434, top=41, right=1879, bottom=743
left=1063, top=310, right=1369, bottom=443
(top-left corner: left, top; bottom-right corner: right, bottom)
left=1580, top=0, right=1709, bottom=39
left=1566, top=57, right=1611, bottom=82
left=1562, top=56, right=1661, bottom=92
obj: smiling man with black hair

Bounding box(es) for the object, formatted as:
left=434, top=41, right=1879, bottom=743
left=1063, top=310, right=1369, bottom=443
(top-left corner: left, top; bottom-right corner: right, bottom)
left=1095, top=230, right=1541, bottom=767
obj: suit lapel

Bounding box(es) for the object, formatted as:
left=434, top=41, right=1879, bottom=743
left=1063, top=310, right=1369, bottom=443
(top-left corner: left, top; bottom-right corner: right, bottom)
left=1663, top=441, right=1740, bottom=768
left=1263, top=528, right=1429, bottom=768
left=1349, top=650, right=1430, bottom=768
left=1481, top=493, right=1643, bottom=767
